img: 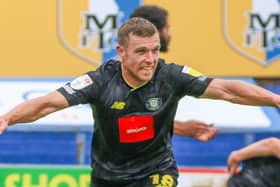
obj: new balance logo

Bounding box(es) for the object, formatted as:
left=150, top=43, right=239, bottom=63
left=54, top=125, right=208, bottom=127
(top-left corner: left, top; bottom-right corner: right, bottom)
left=111, top=101, right=126, bottom=110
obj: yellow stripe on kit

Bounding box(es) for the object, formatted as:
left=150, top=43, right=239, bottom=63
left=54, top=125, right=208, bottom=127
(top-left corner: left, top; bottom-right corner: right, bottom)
left=182, top=66, right=202, bottom=77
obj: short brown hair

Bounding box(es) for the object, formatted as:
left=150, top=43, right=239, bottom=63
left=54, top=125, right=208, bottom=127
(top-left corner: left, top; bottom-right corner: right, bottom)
left=118, top=17, right=158, bottom=47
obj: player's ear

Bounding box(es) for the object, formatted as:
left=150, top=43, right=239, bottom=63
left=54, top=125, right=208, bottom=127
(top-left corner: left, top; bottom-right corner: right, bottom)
left=116, top=44, right=125, bottom=59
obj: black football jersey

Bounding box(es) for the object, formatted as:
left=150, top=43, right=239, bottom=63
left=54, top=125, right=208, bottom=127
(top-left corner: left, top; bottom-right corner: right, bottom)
left=57, top=59, right=212, bottom=180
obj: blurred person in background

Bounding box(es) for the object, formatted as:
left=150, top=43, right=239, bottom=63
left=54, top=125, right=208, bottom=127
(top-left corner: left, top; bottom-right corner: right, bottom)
left=1, top=17, right=280, bottom=187
left=130, top=5, right=217, bottom=142
left=130, top=5, right=171, bottom=52
left=227, top=137, right=280, bottom=187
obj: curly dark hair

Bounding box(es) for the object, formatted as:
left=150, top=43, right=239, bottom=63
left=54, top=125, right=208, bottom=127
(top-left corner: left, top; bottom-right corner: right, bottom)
left=227, top=157, right=280, bottom=187
left=130, top=5, right=168, bottom=32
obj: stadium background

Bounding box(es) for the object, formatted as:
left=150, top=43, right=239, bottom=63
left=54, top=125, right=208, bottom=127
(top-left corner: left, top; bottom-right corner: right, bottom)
left=0, top=0, right=280, bottom=187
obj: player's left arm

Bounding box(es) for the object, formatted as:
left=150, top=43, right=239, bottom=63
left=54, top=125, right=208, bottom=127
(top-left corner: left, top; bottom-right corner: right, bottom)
left=201, top=79, right=280, bottom=107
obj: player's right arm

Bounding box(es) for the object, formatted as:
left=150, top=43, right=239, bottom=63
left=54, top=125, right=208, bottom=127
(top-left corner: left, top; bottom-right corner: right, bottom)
left=0, top=91, right=69, bottom=134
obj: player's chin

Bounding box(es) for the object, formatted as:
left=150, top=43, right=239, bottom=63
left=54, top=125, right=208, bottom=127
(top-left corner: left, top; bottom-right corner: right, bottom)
left=139, top=73, right=153, bottom=82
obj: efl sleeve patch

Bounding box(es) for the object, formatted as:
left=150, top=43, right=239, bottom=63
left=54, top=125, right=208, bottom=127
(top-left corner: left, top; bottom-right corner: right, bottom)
left=118, top=115, right=154, bottom=143
left=70, top=74, right=93, bottom=90
left=182, top=66, right=202, bottom=77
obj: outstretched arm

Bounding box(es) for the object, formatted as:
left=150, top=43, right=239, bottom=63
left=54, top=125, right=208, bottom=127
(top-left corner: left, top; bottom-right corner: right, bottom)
left=201, top=79, right=280, bottom=107
left=0, top=91, right=69, bottom=134
left=227, top=137, right=280, bottom=175
left=173, top=120, right=218, bottom=142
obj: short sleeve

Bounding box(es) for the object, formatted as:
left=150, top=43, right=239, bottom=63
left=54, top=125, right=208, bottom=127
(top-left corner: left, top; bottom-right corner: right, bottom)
left=167, top=64, right=213, bottom=97
left=57, top=72, right=100, bottom=106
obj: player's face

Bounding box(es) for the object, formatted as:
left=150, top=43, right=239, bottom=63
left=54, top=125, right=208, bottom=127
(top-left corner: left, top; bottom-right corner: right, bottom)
left=117, top=33, right=160, bottom=87
left=159, top=22, right=171, bottom=52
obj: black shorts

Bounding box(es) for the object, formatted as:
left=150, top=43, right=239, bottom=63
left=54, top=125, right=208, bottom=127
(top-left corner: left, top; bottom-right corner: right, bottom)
left=91, top=165, right=178, bottom=187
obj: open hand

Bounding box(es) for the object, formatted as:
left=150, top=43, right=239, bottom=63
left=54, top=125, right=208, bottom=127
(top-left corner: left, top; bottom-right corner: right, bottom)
left=174, top=120, right=218, bottom=142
